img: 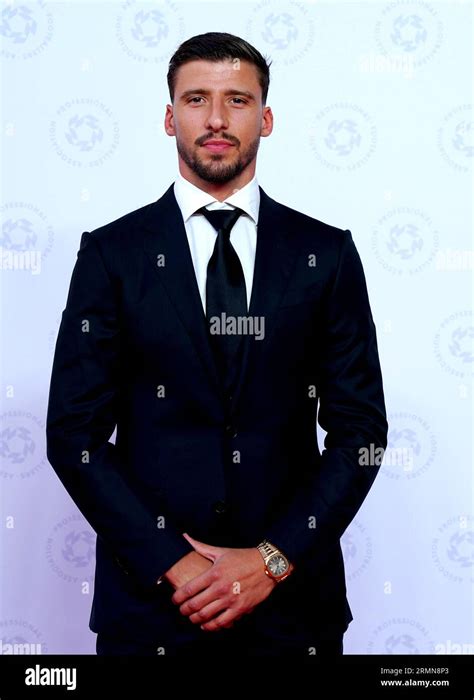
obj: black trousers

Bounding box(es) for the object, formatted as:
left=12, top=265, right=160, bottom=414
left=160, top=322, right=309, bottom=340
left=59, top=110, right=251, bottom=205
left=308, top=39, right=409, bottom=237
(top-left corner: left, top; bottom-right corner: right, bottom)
left=96, top=627, right=344, bottom=657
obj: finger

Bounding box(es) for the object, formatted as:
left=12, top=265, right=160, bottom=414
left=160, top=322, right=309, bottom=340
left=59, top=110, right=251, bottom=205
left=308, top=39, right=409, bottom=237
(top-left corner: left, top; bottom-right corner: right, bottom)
left=200, top=608, right=239, bottom=632
left=188, top=598, right=228, bottom=625
left=179, top=584, right=223, bottom=618
left=171, top=568, right=215, bottom=606
left=190, top=604, right=245, bottom=627
left=182, top=533, right=220, bottom=561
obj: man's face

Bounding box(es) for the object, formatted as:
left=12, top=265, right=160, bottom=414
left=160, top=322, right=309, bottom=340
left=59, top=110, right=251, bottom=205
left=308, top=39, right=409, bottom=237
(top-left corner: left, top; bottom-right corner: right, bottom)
left=165, top=59, right=273, bottom=186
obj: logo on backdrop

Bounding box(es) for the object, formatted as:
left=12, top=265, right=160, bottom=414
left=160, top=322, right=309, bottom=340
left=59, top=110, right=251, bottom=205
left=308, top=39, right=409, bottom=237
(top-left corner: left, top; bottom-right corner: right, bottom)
left=434, top=310, right=473, bottom=379
left=341, top=519, right=373, bottom=581
left=367, top=618, right=435, bottom=654
left=0, top=202, right=54, bottom=275
left=116, top=0, right=185, bottom=64
left=382, top=412, right=436, bottom=480
left=309, top=103, right=377, bottom=172
left=49, top=99, right=120, bottom=168
left=375, top=0, right=443, bottom=69
left=246, top=0, right=314, bottom=66
left=371, top=207, right=439, bottom=275
left=438, top=104, right=473, bottom=173
left=432, top=515, right=474, bottom=584
left=0, top=0, right=53, bottom=60
left=0, top=619, right=47, bottom=655
left=46, top=514, right=96, bottom=584
left=0, top=411, right=47, bottom=480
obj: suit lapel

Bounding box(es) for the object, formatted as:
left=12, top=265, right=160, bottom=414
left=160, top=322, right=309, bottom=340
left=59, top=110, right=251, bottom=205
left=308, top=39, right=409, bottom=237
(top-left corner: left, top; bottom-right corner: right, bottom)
left=230, top=187, right=299, bottom=413
left=143, top=183, right=299, bottom=413
left=143, top=184, right=221, bottom=396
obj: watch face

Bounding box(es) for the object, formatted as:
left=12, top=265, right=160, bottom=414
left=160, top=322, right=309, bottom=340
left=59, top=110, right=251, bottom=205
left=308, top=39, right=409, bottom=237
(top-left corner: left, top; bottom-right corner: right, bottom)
left=268, top=554, right=288, bottom=577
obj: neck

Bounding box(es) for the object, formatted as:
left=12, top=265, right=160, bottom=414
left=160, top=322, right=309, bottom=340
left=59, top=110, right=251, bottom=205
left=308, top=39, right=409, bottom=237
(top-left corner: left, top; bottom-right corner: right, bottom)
left=178, top=161, right=255, bottom=201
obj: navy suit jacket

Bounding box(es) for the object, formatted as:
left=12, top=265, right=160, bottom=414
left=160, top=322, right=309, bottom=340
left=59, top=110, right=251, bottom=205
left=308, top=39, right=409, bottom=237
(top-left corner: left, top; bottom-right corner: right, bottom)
left=46, top=183, right=388, bottom=646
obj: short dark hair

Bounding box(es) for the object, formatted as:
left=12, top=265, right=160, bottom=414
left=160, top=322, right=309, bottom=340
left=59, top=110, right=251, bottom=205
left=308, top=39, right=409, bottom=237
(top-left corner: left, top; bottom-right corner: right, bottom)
left=167, top=32, right=272, bottom=105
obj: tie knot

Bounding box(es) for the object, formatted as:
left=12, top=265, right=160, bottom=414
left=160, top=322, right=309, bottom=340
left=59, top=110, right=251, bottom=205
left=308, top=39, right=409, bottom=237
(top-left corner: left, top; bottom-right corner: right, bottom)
left=199, top=206, right=243, bottom=236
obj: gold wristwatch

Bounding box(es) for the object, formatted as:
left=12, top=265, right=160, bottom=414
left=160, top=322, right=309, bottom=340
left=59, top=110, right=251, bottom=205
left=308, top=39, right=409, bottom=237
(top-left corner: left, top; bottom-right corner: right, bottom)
left=257, top=539, right=292, bottom=583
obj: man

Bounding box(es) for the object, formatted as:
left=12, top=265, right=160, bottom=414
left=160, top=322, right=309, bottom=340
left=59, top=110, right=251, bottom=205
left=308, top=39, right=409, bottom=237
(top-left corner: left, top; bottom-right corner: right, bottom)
left=46, top=32, right=388, bottom=658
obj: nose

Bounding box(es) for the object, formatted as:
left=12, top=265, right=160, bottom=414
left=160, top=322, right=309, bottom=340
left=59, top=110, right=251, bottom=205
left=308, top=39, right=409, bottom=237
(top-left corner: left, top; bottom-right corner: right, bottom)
left=204, top=99, right=229, bottom=132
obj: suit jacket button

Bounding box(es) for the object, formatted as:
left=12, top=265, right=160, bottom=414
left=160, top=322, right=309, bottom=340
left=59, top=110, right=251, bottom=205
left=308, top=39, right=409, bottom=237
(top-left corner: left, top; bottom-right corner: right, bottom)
left=115, top=556, right=129, bottom=574
left=214, top=500, right=228, bottom=515
left=225, top=424, right=238, bottom=438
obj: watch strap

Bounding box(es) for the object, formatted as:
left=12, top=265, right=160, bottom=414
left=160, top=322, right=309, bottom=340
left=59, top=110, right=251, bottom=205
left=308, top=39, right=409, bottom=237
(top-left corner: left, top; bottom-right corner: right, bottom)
left=257, top=539, right=278, bottom=562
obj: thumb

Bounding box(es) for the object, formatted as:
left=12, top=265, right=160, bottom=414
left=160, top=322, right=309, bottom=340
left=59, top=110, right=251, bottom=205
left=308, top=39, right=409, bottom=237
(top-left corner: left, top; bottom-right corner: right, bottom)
left=182, top=533, right=223, bottom=562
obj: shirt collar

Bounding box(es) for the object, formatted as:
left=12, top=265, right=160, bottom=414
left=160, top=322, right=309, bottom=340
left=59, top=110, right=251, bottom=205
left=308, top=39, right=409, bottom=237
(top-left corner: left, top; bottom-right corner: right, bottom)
left=174, top=170, right=260, bottom=225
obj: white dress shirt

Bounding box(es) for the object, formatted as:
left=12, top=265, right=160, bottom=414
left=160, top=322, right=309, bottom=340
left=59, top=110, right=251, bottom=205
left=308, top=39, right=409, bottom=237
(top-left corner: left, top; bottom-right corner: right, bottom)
left=173, top=171, right=260, bottom=314
left=154, top=173, right=259, bottom=586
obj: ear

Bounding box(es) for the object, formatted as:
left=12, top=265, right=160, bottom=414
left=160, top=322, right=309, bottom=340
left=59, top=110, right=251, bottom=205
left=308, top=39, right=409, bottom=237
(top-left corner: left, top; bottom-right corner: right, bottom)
left=165, top=104, right=175, bottom=136
left=261, top=105, right=273, bottom=138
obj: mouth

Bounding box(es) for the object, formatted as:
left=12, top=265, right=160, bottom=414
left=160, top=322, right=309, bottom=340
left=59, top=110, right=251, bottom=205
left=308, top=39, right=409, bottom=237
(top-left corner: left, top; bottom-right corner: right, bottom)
left=201, top=140, right=235, bottom=153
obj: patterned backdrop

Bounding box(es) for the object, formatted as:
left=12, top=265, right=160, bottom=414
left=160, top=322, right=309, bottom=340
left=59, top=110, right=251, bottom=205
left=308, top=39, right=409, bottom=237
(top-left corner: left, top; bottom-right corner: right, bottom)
left=1, top=0, right=472, bottom=655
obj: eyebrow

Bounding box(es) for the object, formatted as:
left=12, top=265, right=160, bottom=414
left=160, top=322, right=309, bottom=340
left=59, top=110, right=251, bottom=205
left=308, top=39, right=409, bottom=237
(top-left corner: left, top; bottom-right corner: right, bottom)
left=180, top=88, right=256, bottom=101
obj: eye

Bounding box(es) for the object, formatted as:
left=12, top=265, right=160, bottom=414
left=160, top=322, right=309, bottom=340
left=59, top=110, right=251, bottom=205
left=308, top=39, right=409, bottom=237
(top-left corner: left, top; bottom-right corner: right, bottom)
left=186, top=95, right=204, bottom=104
left=231, top=98, right=247, bottom=104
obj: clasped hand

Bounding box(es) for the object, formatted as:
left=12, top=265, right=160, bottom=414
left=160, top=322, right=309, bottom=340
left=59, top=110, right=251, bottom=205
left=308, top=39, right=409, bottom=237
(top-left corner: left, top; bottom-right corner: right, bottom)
left=171, top=533, right=278, bottom=632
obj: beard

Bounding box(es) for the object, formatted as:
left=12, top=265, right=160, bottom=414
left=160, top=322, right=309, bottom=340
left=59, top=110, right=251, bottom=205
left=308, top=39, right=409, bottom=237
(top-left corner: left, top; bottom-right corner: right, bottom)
left=176, top=134, right=260, bottom=184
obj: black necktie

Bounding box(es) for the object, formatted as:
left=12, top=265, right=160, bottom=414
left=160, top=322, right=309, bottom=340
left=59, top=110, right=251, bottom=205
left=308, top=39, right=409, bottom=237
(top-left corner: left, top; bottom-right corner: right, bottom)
left=199, top=206, right=247, bottom=394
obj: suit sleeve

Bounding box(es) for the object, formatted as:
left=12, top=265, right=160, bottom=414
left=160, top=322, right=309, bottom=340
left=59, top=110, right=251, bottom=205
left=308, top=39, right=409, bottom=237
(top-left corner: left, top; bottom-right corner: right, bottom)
left=46, top=231, right=194, bottom=590
left=263, top=229, right=388, bottom=571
